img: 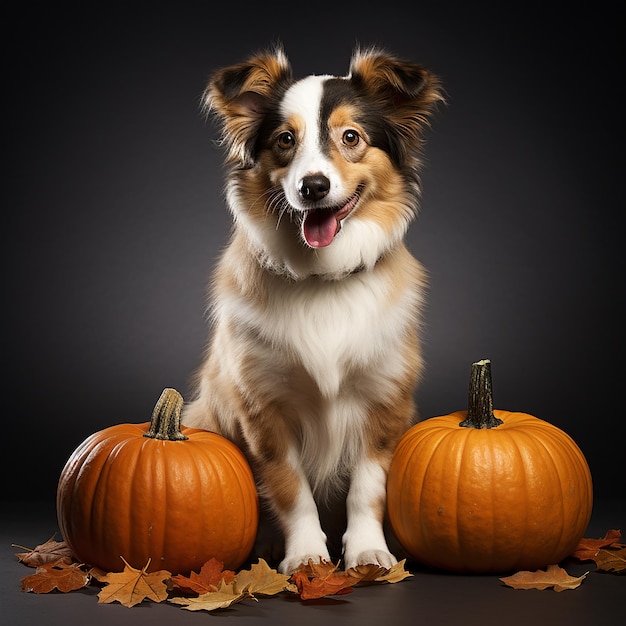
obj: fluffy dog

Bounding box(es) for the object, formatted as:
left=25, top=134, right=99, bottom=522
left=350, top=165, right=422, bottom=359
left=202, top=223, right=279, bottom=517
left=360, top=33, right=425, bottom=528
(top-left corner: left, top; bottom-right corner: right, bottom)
left=182, top=45, right=442, bottom=574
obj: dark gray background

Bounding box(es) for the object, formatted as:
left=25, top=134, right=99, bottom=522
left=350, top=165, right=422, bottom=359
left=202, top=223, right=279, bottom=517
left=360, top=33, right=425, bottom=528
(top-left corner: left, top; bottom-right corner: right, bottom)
left=5, top=1, right=623, bottom=508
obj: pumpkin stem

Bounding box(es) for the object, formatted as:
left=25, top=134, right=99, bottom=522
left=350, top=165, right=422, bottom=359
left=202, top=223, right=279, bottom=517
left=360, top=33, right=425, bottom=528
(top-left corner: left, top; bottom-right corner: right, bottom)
left=144, top=388, right=188, bottom=441
left=459, top=359, right=504, bottom=429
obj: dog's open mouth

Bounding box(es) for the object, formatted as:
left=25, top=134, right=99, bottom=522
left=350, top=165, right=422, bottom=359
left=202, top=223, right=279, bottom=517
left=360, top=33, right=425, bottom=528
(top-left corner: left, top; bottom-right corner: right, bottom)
left=302, top=186, right=362, bottom=248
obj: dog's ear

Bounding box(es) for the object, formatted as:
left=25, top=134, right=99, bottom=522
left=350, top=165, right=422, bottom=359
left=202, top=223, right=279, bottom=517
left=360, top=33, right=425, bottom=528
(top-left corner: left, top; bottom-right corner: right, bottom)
left=204, top=46, right=293, bottom=166
left=348, top=47, right=444, bottom=164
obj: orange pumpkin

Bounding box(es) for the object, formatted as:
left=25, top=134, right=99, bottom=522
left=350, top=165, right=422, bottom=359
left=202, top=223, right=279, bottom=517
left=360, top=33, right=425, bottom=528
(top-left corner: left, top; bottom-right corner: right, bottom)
left=387, top=359, right=593, bottom=573
left=57, top=388, right=259, bottom=574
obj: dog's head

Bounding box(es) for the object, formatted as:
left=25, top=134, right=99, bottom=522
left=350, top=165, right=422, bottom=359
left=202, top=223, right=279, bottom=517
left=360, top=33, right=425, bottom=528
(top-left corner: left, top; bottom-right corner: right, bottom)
left=204, top=45, right=442, bottom=279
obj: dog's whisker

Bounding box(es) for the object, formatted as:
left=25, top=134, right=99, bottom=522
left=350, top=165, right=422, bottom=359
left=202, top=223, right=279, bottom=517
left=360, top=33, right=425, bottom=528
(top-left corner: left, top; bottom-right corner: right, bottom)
left=248, top=187, right=278, bottom=214
left=259, top=188, right=297, bottom=230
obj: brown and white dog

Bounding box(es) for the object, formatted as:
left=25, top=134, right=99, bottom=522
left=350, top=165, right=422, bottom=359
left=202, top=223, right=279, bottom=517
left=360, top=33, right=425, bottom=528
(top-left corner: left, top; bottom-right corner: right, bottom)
left=183, top=45, right=442, bottom=574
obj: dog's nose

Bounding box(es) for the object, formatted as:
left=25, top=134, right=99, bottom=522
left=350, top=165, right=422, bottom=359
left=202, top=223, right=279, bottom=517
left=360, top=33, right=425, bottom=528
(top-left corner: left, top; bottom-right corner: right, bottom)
left=299, top=174, right=330, bottom=202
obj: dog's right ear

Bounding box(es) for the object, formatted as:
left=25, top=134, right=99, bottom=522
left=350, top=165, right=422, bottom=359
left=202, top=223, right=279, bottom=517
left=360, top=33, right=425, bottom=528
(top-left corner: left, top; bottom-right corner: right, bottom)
left=203, top=46, right=292, bottom=167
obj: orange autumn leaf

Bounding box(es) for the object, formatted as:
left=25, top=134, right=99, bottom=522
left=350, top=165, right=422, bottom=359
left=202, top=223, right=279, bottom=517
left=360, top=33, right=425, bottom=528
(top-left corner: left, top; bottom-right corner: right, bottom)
left=500, top=564, right=588, bottom=592
left=21, top=559, right=90, bottom=593
left=13, top=535, right=74, bottom=567
left=97, top=558, right=170, bottom=607
left=294, top=558, right=342, bottom=579
left=594, top=547, right=626, bottom=574
left=290, top=559, right=355, bottom=600
left=346, top=563, right=387, bottom=584
left=291, top=571, right=354, bottom=600
left=288, top=557, right=413, bottom=599
left=170, top=557, right=236, bottom=595
left=570, top=529, right=623, bottom=561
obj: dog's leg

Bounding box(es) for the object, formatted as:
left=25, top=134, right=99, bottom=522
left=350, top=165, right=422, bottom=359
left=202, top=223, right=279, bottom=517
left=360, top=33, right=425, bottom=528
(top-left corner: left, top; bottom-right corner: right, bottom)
left=341, top=456, right=397, bottom=571
left=263, top=449, right=331, bottom=574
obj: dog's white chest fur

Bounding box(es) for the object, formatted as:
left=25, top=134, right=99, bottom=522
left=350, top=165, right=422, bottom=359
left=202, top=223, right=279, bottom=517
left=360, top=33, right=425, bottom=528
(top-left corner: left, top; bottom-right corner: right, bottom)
left=217, top=255, right=419, bottom=401
left=208, top=257, right=421, bottom=491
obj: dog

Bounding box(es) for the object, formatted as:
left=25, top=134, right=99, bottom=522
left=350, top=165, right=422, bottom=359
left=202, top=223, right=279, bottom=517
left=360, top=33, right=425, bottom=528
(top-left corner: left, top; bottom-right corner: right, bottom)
left=182, top=44, right=442, bottom=574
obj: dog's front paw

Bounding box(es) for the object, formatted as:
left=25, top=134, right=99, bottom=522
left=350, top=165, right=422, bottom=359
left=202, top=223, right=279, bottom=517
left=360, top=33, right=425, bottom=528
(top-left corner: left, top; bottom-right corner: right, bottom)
left=279, top=549, right=331, bottom=575
left=343, top=548, right=398, bottom=572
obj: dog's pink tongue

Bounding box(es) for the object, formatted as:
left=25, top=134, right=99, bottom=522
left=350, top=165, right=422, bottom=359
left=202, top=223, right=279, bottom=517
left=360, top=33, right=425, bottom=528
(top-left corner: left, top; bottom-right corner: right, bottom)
left=303, top=209, right=338, bottom=248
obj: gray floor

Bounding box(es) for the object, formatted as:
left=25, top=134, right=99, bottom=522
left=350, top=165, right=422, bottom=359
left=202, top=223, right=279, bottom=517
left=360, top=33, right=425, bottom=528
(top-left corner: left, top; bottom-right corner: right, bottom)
left=2, top=499, right=623, bottom=626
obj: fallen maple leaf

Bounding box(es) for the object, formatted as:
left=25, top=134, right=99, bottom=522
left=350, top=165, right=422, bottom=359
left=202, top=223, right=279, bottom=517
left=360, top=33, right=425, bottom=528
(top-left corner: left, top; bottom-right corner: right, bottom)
left=170, top=557, right=236, bottom=595
left=13, top=536, right=74, bottom=567
left=169, top=580, right=251, bottom=612
left=21, top=559, right=90, bottom=594
left=290, top=559, right=355, bottom=600
left=292, top=571, right=355, bottom=600
left=347, top=559, right=413, bottom=585
left=376, top=560, right=413, bottom=583
left=346, top=563, right=387, bottom=584
left=234, top=558, right=297, bottom=595
left=594, top=547, right=626, bottom=574
left=500, top=564, right=588, bottom=592
left=97, top=558, right=171, bottom=607
left=293, top=558, right=341, bottom=578
left=570, top=529, right=623, bottom=561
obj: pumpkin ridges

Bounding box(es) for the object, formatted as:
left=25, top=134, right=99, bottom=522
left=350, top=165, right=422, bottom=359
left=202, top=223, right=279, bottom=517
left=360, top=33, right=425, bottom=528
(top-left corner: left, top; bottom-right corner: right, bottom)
left=386, top=361, right=593, bottom=573
left=185, top=434, right=258, bottom=568
left=394, top=422, right=451, bottom=559
left=530, top=426, right=569, bottom=560
left=57, top=394, right=259, bottom=575
left=413, top=428, right=444, bottom=559
left=450, top=426, right=470, bottom=566
left=89, top=436, right=135, bottom=568
left=540, top=422, right=592, bottom=555
left=162, top=439, right=202, bottom=572
left=510, top=419, right=591, bottom=564
left=135, top=437, right=166, bottom=569
left=507, top=424, right=560, bottom=569
left=98, top=435, right=145, bottom=571
left=456, top=429, right=501, bottom=570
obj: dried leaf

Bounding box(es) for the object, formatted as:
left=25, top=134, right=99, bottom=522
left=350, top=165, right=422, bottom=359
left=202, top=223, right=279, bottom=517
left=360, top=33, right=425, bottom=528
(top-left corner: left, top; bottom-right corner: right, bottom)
left=373, top=559, right=413, bottom=584
left=170, top=557, right=236, bottom=595
left=293, top=558, right=341, bottom=578
left=291, top=571, right=354, bottom=600
left=594, top=547, right=626, bottom=574
left=21, top=559, right=90, bottom=594
left=169, top=580, right=251, bottom=612
left=234, top=558, right=296, bottom=595
left=290, top=559, right=355, bottom=600
left=500, top=564, right=588, bottom=592
left=570, top=529, right=623, bottom=561
left=346, top=563, right=387, bottom=584
left=97, top=558, right=170, bottom=607
left=345, top=559, right=413, bottom=585
left=87, top=566, right=110, bottom=583
left=13, top=536, right=74, bottom=567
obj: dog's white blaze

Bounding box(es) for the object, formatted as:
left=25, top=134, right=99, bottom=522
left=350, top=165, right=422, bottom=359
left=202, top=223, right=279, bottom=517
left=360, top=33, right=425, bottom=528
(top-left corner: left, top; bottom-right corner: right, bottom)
left=280, top=75, right=349, bottom=209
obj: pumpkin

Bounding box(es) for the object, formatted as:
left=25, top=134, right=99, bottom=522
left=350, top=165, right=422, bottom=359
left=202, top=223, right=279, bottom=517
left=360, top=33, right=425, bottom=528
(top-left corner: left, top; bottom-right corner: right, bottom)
left=56, top=388, right=259, bottom=574
left=386, top=359, right=593, bottom=573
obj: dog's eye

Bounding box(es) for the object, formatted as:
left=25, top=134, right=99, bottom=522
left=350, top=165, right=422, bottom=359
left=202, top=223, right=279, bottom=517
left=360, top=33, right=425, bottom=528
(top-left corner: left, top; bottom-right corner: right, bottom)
left=277, top=131, right=295, bottom=150
left=342, top=130, right=360, bottom=147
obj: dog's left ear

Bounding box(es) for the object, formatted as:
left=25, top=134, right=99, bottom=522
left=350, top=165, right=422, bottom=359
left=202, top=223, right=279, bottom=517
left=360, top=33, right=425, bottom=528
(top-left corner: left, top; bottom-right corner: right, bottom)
left=204, top=46, right=293, bottom=166
left=349, top=48, right=444, bottom=161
